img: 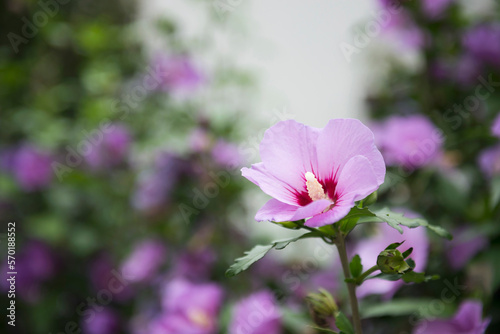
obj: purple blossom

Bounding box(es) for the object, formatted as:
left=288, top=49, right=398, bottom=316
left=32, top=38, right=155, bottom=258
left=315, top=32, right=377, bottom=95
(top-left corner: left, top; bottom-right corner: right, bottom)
left=212, top=139, right=243, bottom=169
left=152, top=54, right=203, bottom=93
left=132, top=153, right=186, bottom=212
left=353, top=214, right=429, bottom=299
left=85, top=123, right=131, bottom=170
left=446, top=228, right=488, bottom=270
left=421, top=0, right=454, bottom=19
left=173, top=248, right=216, bottom=281
left=478, top=144, right=500, bottom=178
left=492, top=113, right=500, bottom=138
left=242, top=119, right=386, bottom=228
left=229, top=291, right=282, bottom=334
left=82, top=308, right=120, bottom=334
left=1, top=240, right=57, bottom=303
left=413, top=300, right=490, bottom=334
left=372, top=115, right=443, bottom=170
left=149, top=279, right=224, bottom=334
left=455, top=55, right=484, bottom=86
left=463, top=24, right=500, bottom=68
left=11, top=145, right=53, bottom=191
left=120, top=239, right=166, bottom=283
left=89, top=254, right=132, bottom=302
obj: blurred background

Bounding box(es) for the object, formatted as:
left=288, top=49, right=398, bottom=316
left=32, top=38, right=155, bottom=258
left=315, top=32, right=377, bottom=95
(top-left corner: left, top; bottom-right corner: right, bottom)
left=1, top=0, right=500, bottom=333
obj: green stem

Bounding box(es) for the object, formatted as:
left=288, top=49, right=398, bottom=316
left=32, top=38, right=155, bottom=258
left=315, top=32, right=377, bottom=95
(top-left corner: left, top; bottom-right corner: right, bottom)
left=355, top=265, right=379, bottom=285
left=335, top=234, right=363, bottom=334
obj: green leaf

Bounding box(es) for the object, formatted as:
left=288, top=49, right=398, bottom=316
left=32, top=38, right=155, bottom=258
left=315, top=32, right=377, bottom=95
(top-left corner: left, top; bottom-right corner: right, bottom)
left=308, top=326, right=339, bottom=333
left=402, top=247, right=413, bottom=258
left=366, top=273, right=402, bottom=281
left=225, top=232, right=317, bottom=277
left=338, top=206, right=375, bottom=235
left=361, top=298, right=436, bottom=318
left=402, top=271, right=439, bottom=283
left=385, top=241, right=404, bottom=250
left=492, top=176, right=500, bottom=208
left=335, top=312, right=354, bottom=334
left=349, top=254, right=363, bottom=278
left=358, top=207, right=452, bottom=240
left=406, top=258, right=416, bottom=269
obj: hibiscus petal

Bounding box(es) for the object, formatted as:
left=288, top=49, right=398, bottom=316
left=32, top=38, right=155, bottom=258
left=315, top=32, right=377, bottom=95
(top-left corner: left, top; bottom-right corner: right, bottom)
left=255, top=199, right=299, bottom=222
left=316, top=119, right=386, bottom=185
left=242, top=163, right=301, bottom=205
left=259, top=120, right=320, bottom=193
left=291, top=199, right=332, bottom=221
left=335, top=155, right=380, bottom=202
left=304, top=201, right=353, bottom=227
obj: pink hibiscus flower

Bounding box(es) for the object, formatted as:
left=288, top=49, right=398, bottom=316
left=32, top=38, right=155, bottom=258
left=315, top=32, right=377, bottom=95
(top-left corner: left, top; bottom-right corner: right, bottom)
left=242, top=119, right=386, bottom=228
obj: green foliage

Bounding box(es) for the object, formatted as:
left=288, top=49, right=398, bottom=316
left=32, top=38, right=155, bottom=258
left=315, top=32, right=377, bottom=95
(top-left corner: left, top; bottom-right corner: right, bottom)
left=349, top=254, right=363, bottom=278
left=225, top=232, right=317, bottom=277
left=358, top=207, right=453, bottom=239
left=335, top=311, right=354, bottom=334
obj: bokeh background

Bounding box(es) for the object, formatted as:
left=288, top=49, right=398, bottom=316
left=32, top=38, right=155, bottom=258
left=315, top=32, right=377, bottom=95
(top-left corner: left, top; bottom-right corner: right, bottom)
left=1, top=0, right=500, bottom=333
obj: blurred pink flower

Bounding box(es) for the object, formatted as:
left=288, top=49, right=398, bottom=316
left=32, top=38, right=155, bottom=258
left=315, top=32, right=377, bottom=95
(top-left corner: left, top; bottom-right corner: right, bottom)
left=212, top=139, right=243, bottom=169
left=353, top=212, right=429, bottom=299
left=82, top=308, right=120, bottom=334
left=121, top=240, right=166, bottom=283
left=242, top=119, right=385, bottom=228
left=464, top=24, right=500, bottom=68
left=413, top=300, right=490, bottom=334
left=153, top=54, right=203, bottom=93
left=0, top=240, right=58, bottom=303
left=12, top=145, right=53, bottom=191
left=446, top=228, right=488, bottom=270
left=149, top=279, right=224, bottom=334
left=422, top=0, right=454, bottom=19
left=85, top=123, right=131, bottom=170
left=229, top=290, right=281, bottom=334
left=492, top=113, right=500, bottom=138
left=478, top=144, right=500, bottom=178
left=372, top=115, right=443, bottom=170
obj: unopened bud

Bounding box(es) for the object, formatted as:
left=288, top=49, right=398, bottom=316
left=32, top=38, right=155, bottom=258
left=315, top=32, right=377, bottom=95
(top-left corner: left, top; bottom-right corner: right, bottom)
left=377, top=249, right=410, bottom=274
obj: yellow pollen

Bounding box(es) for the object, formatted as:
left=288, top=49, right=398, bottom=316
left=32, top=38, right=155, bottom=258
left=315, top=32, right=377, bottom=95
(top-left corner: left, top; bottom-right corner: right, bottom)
left=305, top=172, right=327, bottom=201
left=187, top=309, right=212, bottom=329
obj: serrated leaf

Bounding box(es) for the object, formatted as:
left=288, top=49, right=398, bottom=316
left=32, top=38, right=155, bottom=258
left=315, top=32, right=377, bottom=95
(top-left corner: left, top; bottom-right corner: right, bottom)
left=225, top=232, right=317, bottom=277
left=358, top=207, right=452, bottom=240
left=349, top=254, right=363, bottom=278
left=335, top=312, right=354, bottom=334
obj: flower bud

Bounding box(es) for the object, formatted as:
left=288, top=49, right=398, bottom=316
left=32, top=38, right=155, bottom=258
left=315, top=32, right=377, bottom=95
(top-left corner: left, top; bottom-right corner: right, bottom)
left=377, top=249, right=410, bottom=274
left=306, top=289, right=338, bottom=327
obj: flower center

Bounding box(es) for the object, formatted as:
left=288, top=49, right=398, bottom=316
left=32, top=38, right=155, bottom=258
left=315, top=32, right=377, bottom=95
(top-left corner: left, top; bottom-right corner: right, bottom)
left=305, top=172, right=327, bottom=201
left=187, top=308, right=212, bottom=329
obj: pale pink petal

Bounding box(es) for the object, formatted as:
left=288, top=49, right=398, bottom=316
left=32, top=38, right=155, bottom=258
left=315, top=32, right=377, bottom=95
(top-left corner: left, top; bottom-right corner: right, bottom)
left=316, top=119, right=385, bottom=185
left=335, top=155, right=380, bottom=202
left=242, top=163, right=301, bottom=206
left=304, top=201, right=353, bottom=227
left=255, top=199, right=299, bottom=222
left=291, top=199, right=332, bottom=221
left=259, top=120, right=320, bottom=193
